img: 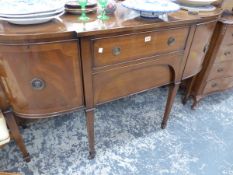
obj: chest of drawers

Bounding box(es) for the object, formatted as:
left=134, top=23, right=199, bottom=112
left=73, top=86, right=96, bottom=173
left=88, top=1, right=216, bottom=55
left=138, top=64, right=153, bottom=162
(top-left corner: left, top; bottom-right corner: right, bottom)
left=183, top=15, right=233, bottom=109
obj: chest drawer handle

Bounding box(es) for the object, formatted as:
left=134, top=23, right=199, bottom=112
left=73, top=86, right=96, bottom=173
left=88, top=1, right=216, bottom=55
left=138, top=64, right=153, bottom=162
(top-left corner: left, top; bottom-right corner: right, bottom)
left=31, top=78, right=45, bottom=90
left=211, top=83, right=218, bottom=88
left=217, top=68, right=224, bottom=72
left=167, top=37, right=176, bottom=46
left=203, top=44, right=209, bottom=54
left=112, top=47, right=121, bottom=56
left=224, top=51, right=231, bottom=56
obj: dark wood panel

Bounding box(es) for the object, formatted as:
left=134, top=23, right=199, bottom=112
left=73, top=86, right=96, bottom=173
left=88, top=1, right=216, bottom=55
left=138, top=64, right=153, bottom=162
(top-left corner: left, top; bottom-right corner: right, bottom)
left=92, top=27, right=189, bottom=67
left=0, top=41, right=83, bottom=118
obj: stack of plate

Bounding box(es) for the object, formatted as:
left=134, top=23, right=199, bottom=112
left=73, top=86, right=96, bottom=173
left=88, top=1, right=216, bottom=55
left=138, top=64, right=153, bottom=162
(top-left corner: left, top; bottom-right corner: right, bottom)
left=65, top=1, right=97, bottom=15
left=0, top=0, right=65, bottom=25
left=174, top=0, right=217, bottom=12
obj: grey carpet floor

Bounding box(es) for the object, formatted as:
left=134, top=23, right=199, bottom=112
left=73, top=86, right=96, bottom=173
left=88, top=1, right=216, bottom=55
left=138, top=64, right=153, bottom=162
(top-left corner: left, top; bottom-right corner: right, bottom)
left=0, top=87, right=233, bottom=175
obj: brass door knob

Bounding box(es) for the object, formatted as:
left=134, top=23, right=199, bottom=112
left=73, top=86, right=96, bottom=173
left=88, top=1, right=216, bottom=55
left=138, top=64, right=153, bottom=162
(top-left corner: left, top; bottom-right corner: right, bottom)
left=112, top=47, right=121, bottom=56
left=167, top=37, right=176, bottom=46
left=31, top=78, right=45, bottom=90
left=211, top=83, right=218, bottom=88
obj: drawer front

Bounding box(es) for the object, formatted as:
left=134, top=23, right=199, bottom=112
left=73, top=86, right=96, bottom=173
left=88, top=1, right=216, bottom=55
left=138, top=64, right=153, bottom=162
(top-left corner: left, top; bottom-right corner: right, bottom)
left=93, top=53, right=183, bottom=104
left=92, top=27, right=189, bottom=67
left=183, top=21, right=216, bottom=79
left=208, top=60, right=233, bottom=80
left=0, top=41, right=83, bottom=117
left=215, top=45, right=233, bottom=63
left=222, top=25, right=233, bottom=45
left=203, top=77, right=233, bottom=94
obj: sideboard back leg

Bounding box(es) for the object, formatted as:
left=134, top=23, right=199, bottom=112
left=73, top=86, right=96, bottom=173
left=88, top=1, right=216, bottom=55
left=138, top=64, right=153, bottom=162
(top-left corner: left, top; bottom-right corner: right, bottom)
left=85, top=109, right=96, bottom=159
left=182, top=76, right=196, bottom=105
left=161, top=83, right=180, bottom=129
left=4, top=110, right=30, bottom=162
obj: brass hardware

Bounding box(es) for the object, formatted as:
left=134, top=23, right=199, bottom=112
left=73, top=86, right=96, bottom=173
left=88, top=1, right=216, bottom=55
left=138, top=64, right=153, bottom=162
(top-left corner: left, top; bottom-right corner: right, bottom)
left=167, top=37, right=176, bottom=46
left=211, top=83, right=218, bottom=88
left=224, top=51, right=231, bottom=56
left=203, top=44, right=209, bottom=54
left=112, top=47, right=121, bottom=56
left=31, top=78, right=45, bottom=90
left=217, top=68, right=224, bottom=72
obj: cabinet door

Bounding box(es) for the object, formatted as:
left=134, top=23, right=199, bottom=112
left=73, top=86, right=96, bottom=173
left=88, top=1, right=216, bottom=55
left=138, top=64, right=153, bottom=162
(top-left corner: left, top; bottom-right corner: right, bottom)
left=182, top=21, right=216, bottom=79
left=0, top=41, right=83, bottom=118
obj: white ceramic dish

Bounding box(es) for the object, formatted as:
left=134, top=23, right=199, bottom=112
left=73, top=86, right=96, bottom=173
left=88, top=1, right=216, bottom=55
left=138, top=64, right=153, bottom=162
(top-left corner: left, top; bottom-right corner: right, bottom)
left=65, top=7, right=97, bottom=15
left=0, top=7, right=64, bottom=18
left=122, top=0, right=180, bottom=18
left=0, top=0, right=65, bottom=15
left=176, top=0, right=217, bottom=7
left=0, top=11, right=64, bottom=25
left=180, top=4, right=216, bottom=11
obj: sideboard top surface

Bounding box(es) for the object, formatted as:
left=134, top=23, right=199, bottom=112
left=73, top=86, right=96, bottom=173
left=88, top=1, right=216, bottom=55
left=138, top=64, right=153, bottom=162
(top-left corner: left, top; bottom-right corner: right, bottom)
left=0, top=3, right=222, bottom=39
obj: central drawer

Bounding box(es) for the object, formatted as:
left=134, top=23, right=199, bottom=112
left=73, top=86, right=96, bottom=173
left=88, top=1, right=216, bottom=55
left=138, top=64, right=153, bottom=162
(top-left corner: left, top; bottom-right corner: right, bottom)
left=92, top=27, right=189, bottom=67
left=93, top=52, right=184, bottom=104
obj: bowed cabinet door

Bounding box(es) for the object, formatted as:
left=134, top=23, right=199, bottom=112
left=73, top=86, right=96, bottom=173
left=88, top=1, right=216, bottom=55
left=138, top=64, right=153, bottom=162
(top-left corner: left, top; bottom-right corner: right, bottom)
left=182, top=21, right=217, bottom=79
left=0, top=40, right=84, bottom=118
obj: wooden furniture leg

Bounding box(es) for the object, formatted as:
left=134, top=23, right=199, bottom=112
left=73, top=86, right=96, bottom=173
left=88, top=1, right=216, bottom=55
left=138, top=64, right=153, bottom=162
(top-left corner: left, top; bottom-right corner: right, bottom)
left=85, top=109, right=96, bottom=159
left=161, top=83, right=180, bottom=129
left=4, top=109, right=30, bottom=162
left=182, top=76, right=196, bottom=105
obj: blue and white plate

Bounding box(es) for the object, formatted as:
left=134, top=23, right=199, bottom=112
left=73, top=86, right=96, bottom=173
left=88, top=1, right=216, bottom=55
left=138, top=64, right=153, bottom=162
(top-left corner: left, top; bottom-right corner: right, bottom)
left=122, top=0, right=180, bottom=18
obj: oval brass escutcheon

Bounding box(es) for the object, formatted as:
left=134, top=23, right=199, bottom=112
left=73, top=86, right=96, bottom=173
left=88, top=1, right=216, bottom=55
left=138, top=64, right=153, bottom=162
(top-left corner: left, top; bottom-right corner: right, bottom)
left=167, top=37, right=176, bottom=46
left=211, top=83, right=218, bottom=88
left=217, top=68, right=224, bottom=72
left=31, top=78, right=45, bottom=90
left=112, top=47, right=121, bottom=56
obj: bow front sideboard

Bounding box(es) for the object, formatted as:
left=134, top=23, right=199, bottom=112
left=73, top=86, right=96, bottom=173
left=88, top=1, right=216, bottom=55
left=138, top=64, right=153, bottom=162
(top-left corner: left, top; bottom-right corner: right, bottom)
left=0, top=5, right=221, bottom=160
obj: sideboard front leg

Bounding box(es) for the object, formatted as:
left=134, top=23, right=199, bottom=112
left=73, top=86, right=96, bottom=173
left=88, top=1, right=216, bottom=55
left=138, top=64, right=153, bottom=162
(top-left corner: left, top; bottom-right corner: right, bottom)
left=4, top=110, right=30, bottom=162
left=85, top=109, right=96, bottom=159
left=161, top=83, right=180, bottom=129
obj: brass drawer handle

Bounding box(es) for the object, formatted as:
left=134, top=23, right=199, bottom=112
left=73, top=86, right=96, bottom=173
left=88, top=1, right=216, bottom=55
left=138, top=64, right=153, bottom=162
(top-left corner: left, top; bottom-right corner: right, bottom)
left=217, top=68, right=224, bottom=72
left=31, top=78, right=45, bottom=90
left=224, top=51, right=231, bottom=56
left=203, top=44, right=209, bottom=54
left=167, top=37, right=176, bottom=46
left=211, top=83, right=218, bottom=88
left=112, top=47, right=121, bottom=56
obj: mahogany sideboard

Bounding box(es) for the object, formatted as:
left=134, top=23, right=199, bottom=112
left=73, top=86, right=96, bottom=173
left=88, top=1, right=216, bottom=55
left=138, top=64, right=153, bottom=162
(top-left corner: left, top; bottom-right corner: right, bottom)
left=0, top=4, right=221, bottom=161
left=183, top=14, right=233, bottom=109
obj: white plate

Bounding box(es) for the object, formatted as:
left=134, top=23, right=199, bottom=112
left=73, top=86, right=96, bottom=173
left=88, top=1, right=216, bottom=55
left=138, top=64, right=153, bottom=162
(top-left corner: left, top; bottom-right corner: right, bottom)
left=180, top=4, right=216, bottom=11
left=176, top=0, right=217, bottom=7
left=0, top=7, right=64, bottom=18
left=0, top=0, right=65, bottom=15
left=122, top=0, right=180, bottom=13
left=0, top=11, right=64, bottom=25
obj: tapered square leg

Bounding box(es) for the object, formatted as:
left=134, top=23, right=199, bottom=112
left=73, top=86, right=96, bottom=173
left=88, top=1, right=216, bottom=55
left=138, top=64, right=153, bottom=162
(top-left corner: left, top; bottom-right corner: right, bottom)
left=182, top=77, right=196, bottom=105
left=4, top=110, right=30, bottom=162
left=161, top=83, right=180, bottom=129
left=85, top=109, right=96, bottom=159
